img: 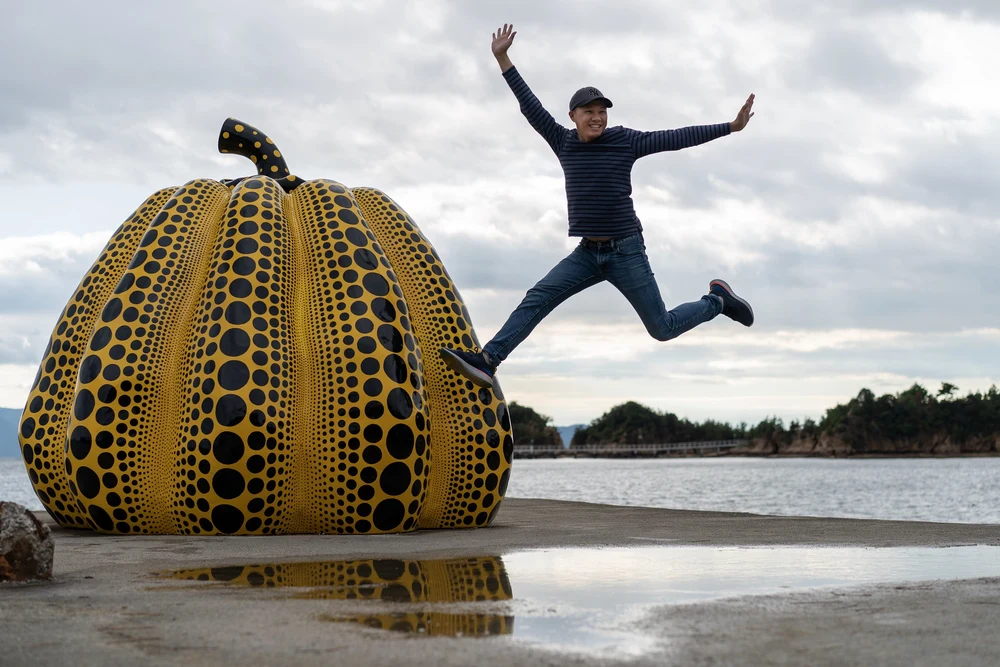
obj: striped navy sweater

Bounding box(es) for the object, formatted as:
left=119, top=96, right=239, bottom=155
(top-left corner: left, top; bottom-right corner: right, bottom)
left=503, top=66, right=731, bottom=238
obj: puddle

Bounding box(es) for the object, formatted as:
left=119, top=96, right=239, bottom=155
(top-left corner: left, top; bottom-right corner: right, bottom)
left=159, top=545, right=1000, bottom=653
left=163, top=557, right=514, bottom=637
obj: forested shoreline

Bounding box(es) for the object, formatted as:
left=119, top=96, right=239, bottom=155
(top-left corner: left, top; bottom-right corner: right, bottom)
left=511, top=382, right=1000, bottom=457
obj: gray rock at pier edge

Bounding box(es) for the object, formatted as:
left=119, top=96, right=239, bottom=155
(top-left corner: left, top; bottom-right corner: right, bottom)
left=0, top=500, right=54, bottom=583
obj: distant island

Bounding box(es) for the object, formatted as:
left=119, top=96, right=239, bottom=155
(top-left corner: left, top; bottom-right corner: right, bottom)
left=520, top=382, right=1000, bottom=457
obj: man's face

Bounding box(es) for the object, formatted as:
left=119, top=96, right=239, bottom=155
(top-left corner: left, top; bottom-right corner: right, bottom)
left=569, top=102, right=608, bottom=142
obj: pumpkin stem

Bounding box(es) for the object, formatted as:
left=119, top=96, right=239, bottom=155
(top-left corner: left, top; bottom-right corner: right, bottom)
left=218, top=118, right=291, bottom=178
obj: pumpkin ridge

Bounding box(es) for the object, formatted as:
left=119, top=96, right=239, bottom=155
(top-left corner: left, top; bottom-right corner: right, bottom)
left=19, top=187, right=175, bottom=529
left=288, top=180, right=431, bottom=534
left=351, top=188, right=514, bottom=529
left=66, top=179, right=231, bottom=533
left=281, top=188, right=317, bottom=533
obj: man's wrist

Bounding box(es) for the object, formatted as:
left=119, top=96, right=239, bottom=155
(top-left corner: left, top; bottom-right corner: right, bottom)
left=496, top=54, right=513, bottom=72
left=729, top=120, right=739, bottom=132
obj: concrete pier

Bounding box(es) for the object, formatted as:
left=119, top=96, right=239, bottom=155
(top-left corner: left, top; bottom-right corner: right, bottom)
left=2, top=498, right=998, bottom=666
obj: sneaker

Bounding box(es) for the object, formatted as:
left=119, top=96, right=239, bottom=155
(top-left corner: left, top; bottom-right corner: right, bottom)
left=709, top=279, right=754, bottom=327
left=440, top=348, right=497, bottom=388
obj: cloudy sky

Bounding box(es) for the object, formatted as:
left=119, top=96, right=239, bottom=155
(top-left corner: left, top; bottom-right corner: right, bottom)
left=1, top=0, right=997, bottom=427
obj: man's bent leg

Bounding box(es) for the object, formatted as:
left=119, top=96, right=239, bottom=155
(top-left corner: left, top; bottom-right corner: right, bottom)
left=605, top=236, right=722, bottom=342
left=483, top=245, right=603, bottom=365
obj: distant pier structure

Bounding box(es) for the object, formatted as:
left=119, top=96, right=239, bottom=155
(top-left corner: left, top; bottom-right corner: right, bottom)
left=514, top=440, right=749, bottom=459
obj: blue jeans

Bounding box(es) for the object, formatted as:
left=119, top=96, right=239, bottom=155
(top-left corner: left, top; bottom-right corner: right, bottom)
left=482, top=233, right=722, bottom=365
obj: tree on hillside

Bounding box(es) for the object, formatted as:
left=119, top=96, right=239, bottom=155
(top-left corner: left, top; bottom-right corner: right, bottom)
left=506, top=402, right=563, bottom=447
left=571, top=401, right=740, bottom=446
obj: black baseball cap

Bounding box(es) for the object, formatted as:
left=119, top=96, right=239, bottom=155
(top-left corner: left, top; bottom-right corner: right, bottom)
left=569, top=86, right=613, bottom=111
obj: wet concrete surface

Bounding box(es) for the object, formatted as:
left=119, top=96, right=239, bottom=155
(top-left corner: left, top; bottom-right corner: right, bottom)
left=2, top=498, right=999, bottom=666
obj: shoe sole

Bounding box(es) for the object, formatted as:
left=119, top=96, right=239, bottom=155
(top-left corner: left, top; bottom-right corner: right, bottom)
left=709, top=279, right=754, bottom=327
left=439, top=348, right=495, bottom=388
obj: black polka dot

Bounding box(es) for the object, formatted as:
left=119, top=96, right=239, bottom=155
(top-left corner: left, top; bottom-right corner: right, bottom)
left=70, top=426, right=92, bottom=460
left=233, top=257, right=256, bottom=275
left=356, top=318, right=374, bottom=334
left=229, top=279, right=252, bottom=298
left=101, top=298, right=122, bottom=323
left=236, top=238, right=258, bottom=254
left=498, top=469, right=510, bottom=496
left=74, top=389, right=95, bottom=420
left=371, top=298, right=395, bottom=322
left=360, top=357, right=380, bottom=375
left=220, top=329, right=251, bottom=357
left=386, top=424, right=414, bottom=459
left=211, top=504, right=245, bottom=534
left=363, top=424, right=382, bottom=444
left=115, top=273, right=135, bottom=294
left=354, top=249, right=378, bottom=270
left=363, top=378, right=383, bottom=397
left=372, top=499, right=405, bottom=531
left=338, top=208, right=359, bottom=225
left=225, top=302, right=252, bottom=325
left=487, top=451, right=501, bottom=471
left=345, top=227, right=367, bottom=246
left=76, top=466, right=100, bottom=499
left=386, top=388, right=412, bottom=420
left=95, top=406, right=115, bottom=426
left=79, top=356, right=102, bottom=384
left=379, top=463, right=411, bottom=496
left=362, top=446, right=382, bottom=464
left=383, top=355, right=407, bottom=384
left=216, top=394, right=247, bottom=427
left=20, top=418, right=35, bottom=439
left=247, top=455, right=265, bottom=473
left=212, top=469, right=246, bottom=500
left=91, top=327, right=112, bottom=351
left=213, top=432, right=245, bottom=464
left=362, top=272, right=389, bottom=296
left=219, top=361, right=250, bottom=390
left=364, top=401, right=384, bottom=419
left=498, top=403, right=510, bottom=431
left=101, top=368, right=119, bottom=386
left=89, top=505, right=114, bottom=531
left=377, top=325, right=403, bottom=352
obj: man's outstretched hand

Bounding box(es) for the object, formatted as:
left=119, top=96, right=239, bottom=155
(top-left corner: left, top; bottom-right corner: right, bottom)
left=730, top=94, right=755, bottom=132
left=492, top=23, right=516, bottom=72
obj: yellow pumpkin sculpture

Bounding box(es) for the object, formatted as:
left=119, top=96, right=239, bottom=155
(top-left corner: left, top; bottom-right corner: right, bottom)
left=18, top=119, right=513, bottom=535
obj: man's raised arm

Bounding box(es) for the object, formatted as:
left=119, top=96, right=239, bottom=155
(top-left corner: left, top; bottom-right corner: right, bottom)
left=492, top=23, right=566, bottom=155
left=630, top=93, right=755, bottom=158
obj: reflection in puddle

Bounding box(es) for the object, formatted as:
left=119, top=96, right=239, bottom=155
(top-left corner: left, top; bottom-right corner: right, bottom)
left=164, top=557, right=513, bottom=637
left=320, top=611, right=512, bottom=637
left=160, top=545, right=1000, bottom=653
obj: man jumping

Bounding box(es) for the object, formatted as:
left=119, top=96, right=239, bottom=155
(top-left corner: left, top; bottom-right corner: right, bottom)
left=441, top=23, right=755, bottom=389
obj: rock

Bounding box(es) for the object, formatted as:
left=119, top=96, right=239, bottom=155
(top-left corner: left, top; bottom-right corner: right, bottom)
left=0, top=501, right=54, bottom=583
